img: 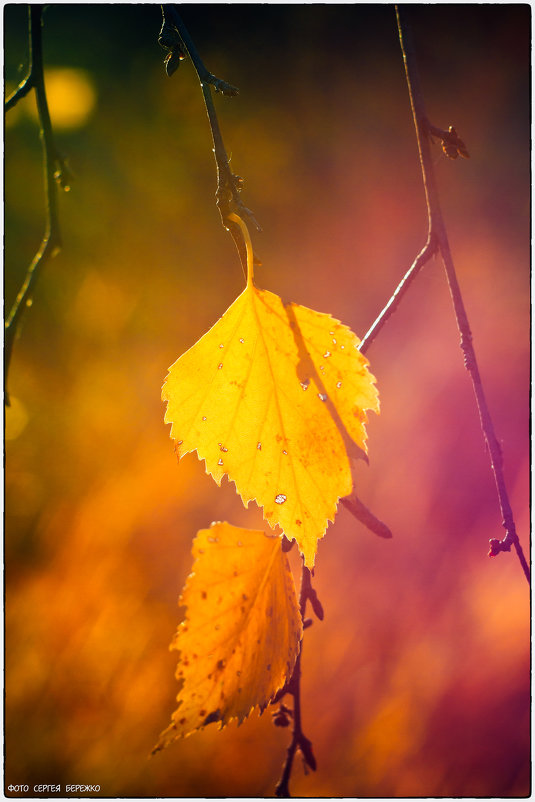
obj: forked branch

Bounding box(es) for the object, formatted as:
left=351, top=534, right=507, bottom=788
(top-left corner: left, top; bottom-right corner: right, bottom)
left=5, top=4, right=67, bottom=403
left=392, top=6, right=529, bottom=583
left=274, top=563, right=319, bottom=797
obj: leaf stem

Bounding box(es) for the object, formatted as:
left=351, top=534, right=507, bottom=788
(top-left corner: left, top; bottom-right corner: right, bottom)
left=228, top=213, right=254, bottom=286
left=5, top=4, right=62, bottom=404
left=395, top=6, right=529, bottom=583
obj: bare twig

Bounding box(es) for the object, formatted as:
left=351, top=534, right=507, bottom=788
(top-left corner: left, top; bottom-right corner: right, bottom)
left=5, top=69, right=35, bottom=112
left=341, top=492, right=393, bottom=539
left=161, top=4, right=261, bottom=275
left=359, top=233, right=438, bottom=355
left=395, top=6, right=529, bottom=584
left=5, top=4, right=64, bottom=404
left=274, top=564, right=318, bottom=797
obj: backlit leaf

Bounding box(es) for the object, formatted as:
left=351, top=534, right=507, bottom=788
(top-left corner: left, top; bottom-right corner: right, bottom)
left=153, top=521, right=302, bottom=750
left=162, top=217, right=379, bottom=566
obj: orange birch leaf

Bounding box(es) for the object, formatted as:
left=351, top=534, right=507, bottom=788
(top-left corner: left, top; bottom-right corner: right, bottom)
left=153, top=521, right=302, bottom=750
left=162, top=218, right=379, bottom=567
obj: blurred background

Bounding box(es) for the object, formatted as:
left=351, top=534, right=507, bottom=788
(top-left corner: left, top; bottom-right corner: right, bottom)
left=5, top=4, right=530, bottom=797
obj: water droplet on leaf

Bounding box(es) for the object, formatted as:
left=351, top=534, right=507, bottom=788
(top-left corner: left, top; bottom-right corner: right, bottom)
left=218, top=363, right=223, bottom=369
left=275, top=494, right=287, bottom=504
left=300, top=379, right=310, bottom=390
left=323, top=351, right=331, bottom=358
left=318, top=393, right=327, bottom=402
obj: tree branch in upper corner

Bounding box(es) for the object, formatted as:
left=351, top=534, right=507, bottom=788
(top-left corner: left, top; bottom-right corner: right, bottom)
left=160, top=4, right=261, bottom=276
left=5, top=4, right=67, bottom=404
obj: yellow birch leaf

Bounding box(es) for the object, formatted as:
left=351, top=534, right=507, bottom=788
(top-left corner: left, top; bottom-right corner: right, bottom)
left=153, top=521, right=302, bottom=750
left=162, top=217, right=379, bottom=567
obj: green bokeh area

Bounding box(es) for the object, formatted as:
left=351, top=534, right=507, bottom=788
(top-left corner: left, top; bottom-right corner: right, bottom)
left=5, top=5, right=530, bottom=798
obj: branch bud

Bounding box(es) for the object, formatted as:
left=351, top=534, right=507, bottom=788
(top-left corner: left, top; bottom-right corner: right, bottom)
left=158, top=19, right=186, bottom=77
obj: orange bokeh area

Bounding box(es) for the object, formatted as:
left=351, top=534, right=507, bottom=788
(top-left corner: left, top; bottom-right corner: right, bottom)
left=5, top=5, right=530, bottom=798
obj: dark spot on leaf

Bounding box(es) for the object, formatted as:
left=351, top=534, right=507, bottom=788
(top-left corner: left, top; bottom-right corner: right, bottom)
left=203, top=709, right=221, bottom=726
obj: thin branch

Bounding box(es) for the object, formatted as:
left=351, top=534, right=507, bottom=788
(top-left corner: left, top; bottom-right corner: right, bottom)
left=341, top=492, right=393, bottom=539
left=5, top=69, right=35, bottom=113
left=5, top=4, right=63, bottom=403
left=359, top=233, right=437, bottom=355
left=274, top=564, right=318, bottom=798
left=161, top=4, right=261, bottom=275
left=395, top=6, right=529, bottom=584
left=5, top=8, right=36, bottom=114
